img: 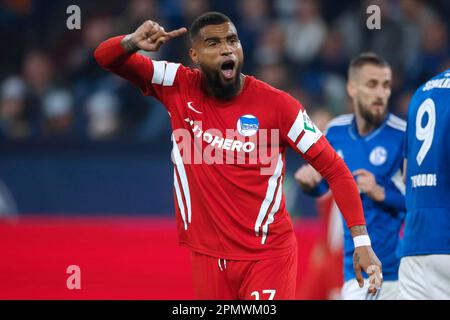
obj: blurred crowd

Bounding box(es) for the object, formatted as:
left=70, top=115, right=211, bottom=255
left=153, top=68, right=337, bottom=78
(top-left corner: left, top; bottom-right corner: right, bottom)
left=1, top=0, right=449, bottom=143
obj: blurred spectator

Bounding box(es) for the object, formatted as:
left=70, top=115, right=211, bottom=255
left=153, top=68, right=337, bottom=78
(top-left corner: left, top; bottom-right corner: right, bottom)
left=309, top=77, right=345, bottom=114
left=364, top=0, right=405, bottom=72
left=181, top=0, right=211, bottom=25
left=113, top=0, right=165, bottom=64
left=312, top=30, right=348, bottom=76
left=253, top=21, right=287, bottom=67
left=23, top=50, right=54, bottom=98
left=235, top=0, right=271, bottom=73
left=115, top=0, right=161, bottom=32
left=0, top=76, right=32, bottom=139
left=413, top=20, right=450, bottom=84
left=256, top=63, right=292, bottom=91
left=68, top=15, right=114, bottom=83
left=304, top=30, right=348, bottom=114
left=22, top=50, right=78, bottom=138
left=114, top=76, right=168, bottom=141
left=41, top=90, right=74, bottom=138
left=165, top=0, right=211, bottom=66
left=284, top=0, right=327, bottom=66
left=322, top=74, right=347, bottom=116
left=85, top=91, right=121, bottom=140
left=67, top=15, right=116, bottom=136
left=334, top=2, right=365, bottom=59
left=399, top=0, right=438, bottom=72
left=273, top=0, right=298, bottom=20
left=22, top=50, right=54, bottom=127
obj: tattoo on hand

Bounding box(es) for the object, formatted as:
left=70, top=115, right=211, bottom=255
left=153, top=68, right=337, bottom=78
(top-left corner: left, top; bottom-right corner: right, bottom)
left=121, top=35, right=139, bottom=53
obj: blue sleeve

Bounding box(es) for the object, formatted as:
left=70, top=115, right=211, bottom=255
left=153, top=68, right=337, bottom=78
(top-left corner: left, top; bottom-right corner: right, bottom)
left=381, top=183, right=406, bottom=214
left=304, top=180, right=330, bottom=198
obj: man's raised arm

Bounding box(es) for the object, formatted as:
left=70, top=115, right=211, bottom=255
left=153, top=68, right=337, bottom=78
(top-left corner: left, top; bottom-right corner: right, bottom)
left=93, top=20, right=186, bottom=93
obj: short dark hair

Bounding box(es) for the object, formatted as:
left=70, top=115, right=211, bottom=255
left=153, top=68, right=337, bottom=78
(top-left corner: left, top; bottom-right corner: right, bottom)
left=348, top=52, right=390, bottom=79
left=189, top=12, right=232, bottom=42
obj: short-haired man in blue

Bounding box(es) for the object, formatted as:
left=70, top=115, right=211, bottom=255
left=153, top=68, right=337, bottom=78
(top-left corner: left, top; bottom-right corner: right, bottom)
left=398, top=69, right=450, bottom=299
left=295, top=53, right=405, bottom=299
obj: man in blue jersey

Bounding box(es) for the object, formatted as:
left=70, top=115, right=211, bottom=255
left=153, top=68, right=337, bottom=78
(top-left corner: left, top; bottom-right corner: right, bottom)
left=398, top=69, right=450, bottom=300
left=295, top=53, right=405, bottom=300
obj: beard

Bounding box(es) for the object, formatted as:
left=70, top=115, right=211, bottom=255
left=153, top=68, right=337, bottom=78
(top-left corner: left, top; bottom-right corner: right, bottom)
left=200, top=63, right=243, bottom=100
left=357, top=100, right=387, bottom=127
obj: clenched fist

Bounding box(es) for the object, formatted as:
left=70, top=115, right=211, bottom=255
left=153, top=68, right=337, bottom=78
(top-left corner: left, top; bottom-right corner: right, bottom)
left=353, top=169, right=385, bottom=202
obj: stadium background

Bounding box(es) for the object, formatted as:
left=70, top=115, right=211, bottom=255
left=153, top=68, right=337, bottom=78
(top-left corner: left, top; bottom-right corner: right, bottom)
left=0, top=0, right=449, bottom=299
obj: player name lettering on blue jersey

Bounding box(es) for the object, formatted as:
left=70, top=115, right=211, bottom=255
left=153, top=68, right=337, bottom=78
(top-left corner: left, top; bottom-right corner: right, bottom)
left=422, top=77, right=450, bottom=91
left=410, top=173, right=437, bottom=188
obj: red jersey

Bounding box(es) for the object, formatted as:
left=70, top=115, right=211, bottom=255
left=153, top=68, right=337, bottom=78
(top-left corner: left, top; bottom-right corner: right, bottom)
left=94, top=36, right=366, bottom=260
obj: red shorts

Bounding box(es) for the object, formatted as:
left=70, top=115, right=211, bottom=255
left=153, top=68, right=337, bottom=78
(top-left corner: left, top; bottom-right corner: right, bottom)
left=191, top=250, right=297, bottom=300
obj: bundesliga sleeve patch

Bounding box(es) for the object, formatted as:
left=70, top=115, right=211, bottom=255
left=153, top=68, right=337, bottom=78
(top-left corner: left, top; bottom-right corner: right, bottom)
left=287, top=110, right=323, bottom=153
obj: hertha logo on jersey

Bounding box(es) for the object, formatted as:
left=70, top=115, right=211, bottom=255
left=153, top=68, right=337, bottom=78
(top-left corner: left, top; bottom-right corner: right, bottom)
left=237, top=115, right=259, bottom=137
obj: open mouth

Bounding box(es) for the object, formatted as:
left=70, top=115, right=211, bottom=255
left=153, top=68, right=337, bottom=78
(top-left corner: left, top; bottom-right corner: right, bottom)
left=220, top=60, right=236, bottom=80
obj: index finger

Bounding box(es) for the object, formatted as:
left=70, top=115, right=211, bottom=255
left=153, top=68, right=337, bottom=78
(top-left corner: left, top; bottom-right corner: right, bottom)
left=165, top=27, right=188, bottom=40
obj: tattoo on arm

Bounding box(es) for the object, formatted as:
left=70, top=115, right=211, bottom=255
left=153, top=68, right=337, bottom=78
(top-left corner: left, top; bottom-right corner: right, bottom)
left=354, top=252, right=360, bottom=264
left=349, top=225, right=368, bottom=237
left=121, top=34, right=139, bottom=53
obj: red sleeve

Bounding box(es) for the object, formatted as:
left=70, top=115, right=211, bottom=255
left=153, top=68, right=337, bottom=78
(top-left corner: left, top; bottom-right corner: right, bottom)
left=93, top=35, right=156, bottom=96
left=305, top=136, right=366, bottom=228
left=94, top=36, right=187, bottom=102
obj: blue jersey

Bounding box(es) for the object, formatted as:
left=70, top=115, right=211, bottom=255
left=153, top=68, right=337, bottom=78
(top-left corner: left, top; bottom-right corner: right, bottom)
left=309, top=113, right=406, bottom=281
left=400, top=69, right=450, bottom=257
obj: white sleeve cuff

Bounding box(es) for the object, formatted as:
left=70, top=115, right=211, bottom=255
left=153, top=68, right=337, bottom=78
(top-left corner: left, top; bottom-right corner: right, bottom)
left=353, top=235, right=371, bottom=248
